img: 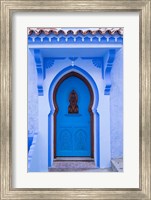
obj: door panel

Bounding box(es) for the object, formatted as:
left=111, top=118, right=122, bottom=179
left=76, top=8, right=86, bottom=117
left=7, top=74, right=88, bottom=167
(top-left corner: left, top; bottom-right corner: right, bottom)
left=56, top=76, right=91, bottom=156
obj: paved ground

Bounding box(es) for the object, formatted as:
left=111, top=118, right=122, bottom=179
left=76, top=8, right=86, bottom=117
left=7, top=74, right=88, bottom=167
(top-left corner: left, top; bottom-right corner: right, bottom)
left=48, top=157, right=123, bottom=172
left=49, top=160, right=112, bottom=172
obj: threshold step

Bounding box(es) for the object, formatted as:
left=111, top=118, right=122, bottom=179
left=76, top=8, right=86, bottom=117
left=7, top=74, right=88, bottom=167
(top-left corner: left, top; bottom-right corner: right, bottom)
left=54, top=157, right=94, bottom=161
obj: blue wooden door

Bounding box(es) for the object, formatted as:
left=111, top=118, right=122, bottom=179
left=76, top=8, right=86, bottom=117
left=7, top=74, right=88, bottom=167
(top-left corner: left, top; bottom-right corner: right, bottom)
left=56, top=76, right=91, bottom=157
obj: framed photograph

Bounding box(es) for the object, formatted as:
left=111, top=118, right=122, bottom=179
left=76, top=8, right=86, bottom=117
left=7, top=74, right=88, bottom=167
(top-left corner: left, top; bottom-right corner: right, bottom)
left=0, top=0, right=150, bottom=199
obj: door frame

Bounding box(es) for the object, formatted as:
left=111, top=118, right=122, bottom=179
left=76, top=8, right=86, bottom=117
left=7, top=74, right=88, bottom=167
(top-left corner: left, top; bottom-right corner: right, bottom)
left=53, top=71, right=94, bottom=158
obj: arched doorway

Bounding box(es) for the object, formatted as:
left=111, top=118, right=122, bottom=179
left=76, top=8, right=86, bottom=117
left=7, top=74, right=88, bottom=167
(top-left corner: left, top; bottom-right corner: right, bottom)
left=53, top=72, right=94, bottom=158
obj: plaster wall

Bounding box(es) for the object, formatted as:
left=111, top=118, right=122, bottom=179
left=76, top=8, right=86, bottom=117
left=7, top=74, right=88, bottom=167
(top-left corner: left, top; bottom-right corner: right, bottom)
left=110, top=48, right=123, bottom=158
left=28, top=50, right=39, bottom=135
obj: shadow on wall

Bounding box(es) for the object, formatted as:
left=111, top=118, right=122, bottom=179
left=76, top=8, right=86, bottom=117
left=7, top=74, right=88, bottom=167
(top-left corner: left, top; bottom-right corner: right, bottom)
left=28, top=134, right=33, bottom=152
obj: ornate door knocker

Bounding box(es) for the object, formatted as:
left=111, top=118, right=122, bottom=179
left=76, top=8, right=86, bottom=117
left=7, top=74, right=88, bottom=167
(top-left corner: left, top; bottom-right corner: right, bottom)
left=68, top=90, right=79, bottom=113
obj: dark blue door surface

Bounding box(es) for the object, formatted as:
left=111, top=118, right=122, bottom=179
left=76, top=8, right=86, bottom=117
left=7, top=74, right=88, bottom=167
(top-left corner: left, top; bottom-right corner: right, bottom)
left=56, top=76, right=91, bottom=156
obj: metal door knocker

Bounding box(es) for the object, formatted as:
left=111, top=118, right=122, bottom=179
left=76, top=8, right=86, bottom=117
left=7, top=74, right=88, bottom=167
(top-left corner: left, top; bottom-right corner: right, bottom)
left=68, top=90, right=79, bottom=113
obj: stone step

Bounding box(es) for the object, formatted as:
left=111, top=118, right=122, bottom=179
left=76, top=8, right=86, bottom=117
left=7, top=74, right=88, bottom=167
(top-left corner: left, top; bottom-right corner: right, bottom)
left=111, top=158, right=123, bottom=172
left=51, top=161, right=96, bottom=169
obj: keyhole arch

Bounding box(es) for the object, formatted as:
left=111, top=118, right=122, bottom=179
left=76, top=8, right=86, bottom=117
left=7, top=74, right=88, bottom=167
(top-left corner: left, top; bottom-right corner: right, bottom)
left=53, top=71, right=94, bottom=158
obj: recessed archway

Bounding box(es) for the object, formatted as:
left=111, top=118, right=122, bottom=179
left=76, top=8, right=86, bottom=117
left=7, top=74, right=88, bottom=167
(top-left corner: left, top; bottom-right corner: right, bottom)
left=48, top=66, right=100, bottom=168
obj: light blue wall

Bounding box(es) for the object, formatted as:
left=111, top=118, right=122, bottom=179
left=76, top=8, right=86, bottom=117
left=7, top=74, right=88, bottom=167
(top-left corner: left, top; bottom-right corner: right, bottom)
left=28, top=50, right=39, bottom=136
left=110, top=48, right=123, bottom=158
